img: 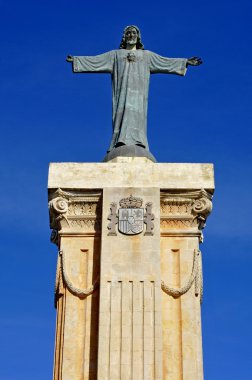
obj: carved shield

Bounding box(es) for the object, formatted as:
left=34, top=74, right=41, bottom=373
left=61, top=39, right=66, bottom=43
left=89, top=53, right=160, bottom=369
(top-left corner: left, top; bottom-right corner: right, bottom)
left=118, top=208, right=144, bottom=235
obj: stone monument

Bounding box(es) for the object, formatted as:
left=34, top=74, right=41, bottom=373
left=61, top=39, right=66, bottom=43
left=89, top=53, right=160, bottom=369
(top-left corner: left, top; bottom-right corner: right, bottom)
left=48, top=26, right=214, bottom=380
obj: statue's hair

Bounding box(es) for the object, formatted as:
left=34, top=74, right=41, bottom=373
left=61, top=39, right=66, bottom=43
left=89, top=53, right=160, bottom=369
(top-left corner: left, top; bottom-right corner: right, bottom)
left=119, top=25, right=144, bottom=50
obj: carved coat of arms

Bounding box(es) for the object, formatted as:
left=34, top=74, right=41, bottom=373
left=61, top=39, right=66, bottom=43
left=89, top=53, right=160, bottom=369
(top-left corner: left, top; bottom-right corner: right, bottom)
left=107, top=195, right=154, bottom=236
left=118, top=196, right=144, bottom=234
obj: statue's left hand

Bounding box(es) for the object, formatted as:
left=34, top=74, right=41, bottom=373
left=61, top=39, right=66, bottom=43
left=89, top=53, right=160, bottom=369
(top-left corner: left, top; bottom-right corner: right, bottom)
left=187, top=57, right=203, bottom=66
left=66, top=55, right=74, bottom=62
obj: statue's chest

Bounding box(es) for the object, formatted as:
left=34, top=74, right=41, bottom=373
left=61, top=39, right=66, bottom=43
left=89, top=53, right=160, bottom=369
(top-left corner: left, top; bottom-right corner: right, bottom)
left=115, top=52, right=148, bottom=74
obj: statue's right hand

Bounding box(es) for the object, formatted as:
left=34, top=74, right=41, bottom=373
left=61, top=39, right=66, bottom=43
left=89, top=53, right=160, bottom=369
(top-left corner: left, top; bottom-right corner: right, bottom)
left=66, top=55, right=74, bottom=62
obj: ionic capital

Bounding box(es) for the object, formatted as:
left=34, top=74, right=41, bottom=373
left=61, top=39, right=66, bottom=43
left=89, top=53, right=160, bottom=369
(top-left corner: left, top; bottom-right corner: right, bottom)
left=160, top=189, right=213, bottom=240
left=48, top=188, right=102, bottom=240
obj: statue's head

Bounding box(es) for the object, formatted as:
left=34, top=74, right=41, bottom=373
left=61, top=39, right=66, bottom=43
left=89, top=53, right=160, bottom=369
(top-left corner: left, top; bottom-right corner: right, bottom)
left=119, top=25, right=144, bottom=50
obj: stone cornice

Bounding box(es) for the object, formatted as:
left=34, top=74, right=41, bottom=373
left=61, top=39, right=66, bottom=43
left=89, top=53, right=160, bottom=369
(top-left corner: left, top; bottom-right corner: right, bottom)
left=49, top=188, right=102, bottom=243
left=160, top=189, right=213, bottom=241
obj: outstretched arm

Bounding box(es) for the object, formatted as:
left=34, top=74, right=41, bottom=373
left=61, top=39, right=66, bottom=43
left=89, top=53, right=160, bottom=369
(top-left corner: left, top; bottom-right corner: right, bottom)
left=149, top=52, right=203, bottom=75
left=149, top=52, right=187, bottom=75
left=66, top=51, right=114, bottom=73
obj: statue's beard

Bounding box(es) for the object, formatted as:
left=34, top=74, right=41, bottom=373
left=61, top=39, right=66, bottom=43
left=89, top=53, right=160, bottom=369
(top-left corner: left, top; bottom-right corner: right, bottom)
left=126, top=38, right=137, bottom=45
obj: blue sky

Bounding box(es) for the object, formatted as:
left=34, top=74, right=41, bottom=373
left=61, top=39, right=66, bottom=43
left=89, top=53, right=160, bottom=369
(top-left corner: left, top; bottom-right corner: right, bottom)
left=1, top=0, right=252, bottom=379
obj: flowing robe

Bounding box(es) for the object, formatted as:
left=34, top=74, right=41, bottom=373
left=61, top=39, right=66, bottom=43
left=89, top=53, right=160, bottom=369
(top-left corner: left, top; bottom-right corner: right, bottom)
left=72, top=49, right=187, bottom=152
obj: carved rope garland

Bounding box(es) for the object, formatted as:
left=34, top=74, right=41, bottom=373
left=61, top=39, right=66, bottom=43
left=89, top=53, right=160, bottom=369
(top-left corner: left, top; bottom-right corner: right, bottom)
left=54, top=251, right=62, bottom=307
left=55, top=249, right=202, bottom=300
left=161, top=249, right=203, bottom=302
left=55, top=250, right=99, bottom=298
left=54, top=247, right=202, bottom=302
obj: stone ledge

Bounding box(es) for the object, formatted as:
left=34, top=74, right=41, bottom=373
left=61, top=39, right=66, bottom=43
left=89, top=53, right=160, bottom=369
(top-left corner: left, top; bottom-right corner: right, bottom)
left=48, top=161, right=214, bottom=191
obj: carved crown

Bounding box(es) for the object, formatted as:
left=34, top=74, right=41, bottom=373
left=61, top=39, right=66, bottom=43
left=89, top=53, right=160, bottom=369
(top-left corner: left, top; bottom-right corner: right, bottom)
left=119, top=195, right=143, bottom=208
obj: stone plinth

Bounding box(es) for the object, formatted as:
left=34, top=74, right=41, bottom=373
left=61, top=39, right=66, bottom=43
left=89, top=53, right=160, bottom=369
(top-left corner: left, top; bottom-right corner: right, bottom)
left=48, top=161, right=214, bottom=190
left=48, top=159, right=214, bottom=380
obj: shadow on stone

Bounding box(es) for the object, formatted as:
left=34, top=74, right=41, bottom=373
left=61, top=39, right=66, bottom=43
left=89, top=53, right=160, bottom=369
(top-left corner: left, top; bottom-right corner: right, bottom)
left=103, top=145, right=157, bottom=163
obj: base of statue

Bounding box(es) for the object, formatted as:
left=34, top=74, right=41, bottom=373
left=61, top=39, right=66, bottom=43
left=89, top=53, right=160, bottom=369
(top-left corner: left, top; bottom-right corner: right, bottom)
left=48, top=158, right=214, bottom=380
left=103, top=144, right=157, bottom=162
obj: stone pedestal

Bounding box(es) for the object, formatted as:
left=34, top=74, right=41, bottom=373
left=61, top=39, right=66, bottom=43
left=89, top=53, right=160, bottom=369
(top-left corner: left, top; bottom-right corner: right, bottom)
left=48, top=159, right=214, bottom=380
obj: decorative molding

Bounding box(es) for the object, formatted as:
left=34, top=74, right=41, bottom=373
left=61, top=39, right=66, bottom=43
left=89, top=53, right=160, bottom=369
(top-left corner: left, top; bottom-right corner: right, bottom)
left=49, top=188, right=102, bottom=238
left=192, top=196, right=212, bottom=230
left=68, top=202, right=98, bottom=216
left=51, top=197, right=68, bottom=213
left=160, top=189, right=213, bottom=240
left=160, top=219, right=198, bottom=229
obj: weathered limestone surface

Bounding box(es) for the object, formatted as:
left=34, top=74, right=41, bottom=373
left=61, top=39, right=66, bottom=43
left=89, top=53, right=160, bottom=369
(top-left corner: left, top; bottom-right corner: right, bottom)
left=48, top=159, right=214, bottom=380
left=49, top=190, right=102, bottom=380
left=98, top=187, right=162, bottom=380
left=48, top=161, right=214, bottom=190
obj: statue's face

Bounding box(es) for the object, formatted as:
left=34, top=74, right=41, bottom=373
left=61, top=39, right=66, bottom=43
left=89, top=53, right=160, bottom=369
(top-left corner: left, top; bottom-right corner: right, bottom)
left=125, top=27, right=138, bottom=46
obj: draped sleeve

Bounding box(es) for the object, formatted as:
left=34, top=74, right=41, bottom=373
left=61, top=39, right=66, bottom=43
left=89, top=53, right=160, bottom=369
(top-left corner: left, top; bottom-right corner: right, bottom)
left=72, top=51, right=114, bottom=73
left=149, top=51, right=187, bottom=76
